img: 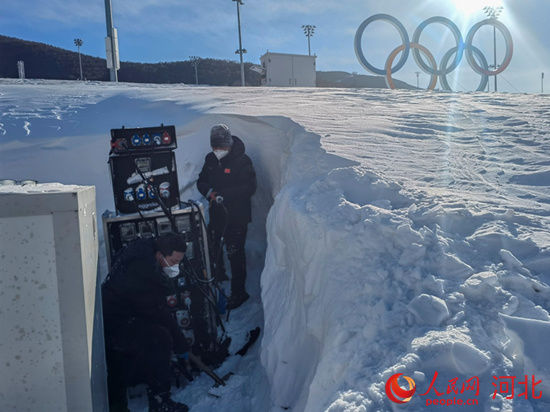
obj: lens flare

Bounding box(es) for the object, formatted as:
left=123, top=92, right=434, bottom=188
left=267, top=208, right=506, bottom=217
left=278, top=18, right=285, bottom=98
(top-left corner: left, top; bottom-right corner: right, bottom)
left=451, top=0, right=503, bottom=16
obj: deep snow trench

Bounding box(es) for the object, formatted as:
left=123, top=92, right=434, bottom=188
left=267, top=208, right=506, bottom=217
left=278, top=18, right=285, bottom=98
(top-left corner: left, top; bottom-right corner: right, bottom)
left=163, top=113, right=358, bottom=411
left=2, top=81, right=550, bottom=412
left=134, top=112, right=550, bottom=412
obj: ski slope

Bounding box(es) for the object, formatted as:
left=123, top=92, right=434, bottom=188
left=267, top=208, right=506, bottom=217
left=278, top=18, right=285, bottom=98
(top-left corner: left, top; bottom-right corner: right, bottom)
left=1, top=79, right=549, bottom=411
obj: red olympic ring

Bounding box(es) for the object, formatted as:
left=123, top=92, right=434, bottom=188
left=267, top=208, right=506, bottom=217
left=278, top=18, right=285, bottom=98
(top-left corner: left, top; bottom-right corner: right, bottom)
left=385, top=43, right=438, bottom=90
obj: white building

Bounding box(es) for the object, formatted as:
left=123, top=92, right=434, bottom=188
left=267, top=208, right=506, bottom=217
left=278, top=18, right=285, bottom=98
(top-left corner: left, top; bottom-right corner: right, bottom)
left=260, top=52, right=316, bottom=87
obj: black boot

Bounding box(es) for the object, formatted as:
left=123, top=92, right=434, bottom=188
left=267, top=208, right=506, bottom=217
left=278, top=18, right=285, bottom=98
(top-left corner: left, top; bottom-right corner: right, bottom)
left=226, top=291, right=249, bottom=310
left=147, top=390, right=189, bottom=412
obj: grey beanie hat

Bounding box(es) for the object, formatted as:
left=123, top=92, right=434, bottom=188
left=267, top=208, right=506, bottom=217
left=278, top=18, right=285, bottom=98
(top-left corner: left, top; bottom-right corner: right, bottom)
left=210, top=124, right=234, bottom=148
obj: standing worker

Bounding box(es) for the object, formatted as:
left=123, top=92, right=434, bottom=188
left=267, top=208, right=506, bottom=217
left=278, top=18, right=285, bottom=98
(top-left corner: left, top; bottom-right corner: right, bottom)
left=102, top=233, right=190, bottom=412
left=197, top=124, right=257, bottom=310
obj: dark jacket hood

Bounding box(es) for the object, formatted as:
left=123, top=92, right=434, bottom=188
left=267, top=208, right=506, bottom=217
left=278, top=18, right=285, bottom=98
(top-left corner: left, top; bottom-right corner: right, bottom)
left=227, top=135, right=245, bottom=159
left=109, top=238, right=172, bottom=287
left=116, top=238, right=157, bottom=269
left=208, top=135, right=246, bottom=163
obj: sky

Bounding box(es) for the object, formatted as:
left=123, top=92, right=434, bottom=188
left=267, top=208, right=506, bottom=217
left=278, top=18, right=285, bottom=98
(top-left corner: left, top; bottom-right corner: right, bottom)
left=2, top=0, right=549, bottom=93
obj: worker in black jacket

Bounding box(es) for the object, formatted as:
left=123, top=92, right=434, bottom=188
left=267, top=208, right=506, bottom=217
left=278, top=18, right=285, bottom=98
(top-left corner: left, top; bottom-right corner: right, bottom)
left=102, top=233, right=190, bottom=412
left=197, top=124, right=257, bottom=310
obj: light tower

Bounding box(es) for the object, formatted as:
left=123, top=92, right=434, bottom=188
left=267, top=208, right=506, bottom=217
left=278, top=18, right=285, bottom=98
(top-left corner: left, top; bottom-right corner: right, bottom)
left=104, top=0, right=119, bottom=82
left=232, top=0, right=246, bottom=86
left=483, top=5, right=503, bottom=92
left=74, top=38, right=83, bottom=80
left=189, top=56, right=200, bottom=85
left=302, top=24, right=316, bottom=56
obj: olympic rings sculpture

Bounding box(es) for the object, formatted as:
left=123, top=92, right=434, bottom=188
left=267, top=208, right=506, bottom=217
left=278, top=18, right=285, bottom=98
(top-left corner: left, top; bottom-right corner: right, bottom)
left=354, top=14, right=513, bottom=92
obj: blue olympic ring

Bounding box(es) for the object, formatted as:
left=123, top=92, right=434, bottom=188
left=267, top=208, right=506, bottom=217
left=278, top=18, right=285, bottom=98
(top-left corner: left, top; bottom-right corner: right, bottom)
left=354, top=14, right=514, bottom=92
left=354, top=14, right=410, bottom=76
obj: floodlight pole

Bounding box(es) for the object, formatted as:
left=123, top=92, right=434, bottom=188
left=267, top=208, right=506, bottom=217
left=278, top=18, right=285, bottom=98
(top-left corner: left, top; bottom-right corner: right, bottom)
left=233, top=0, right=246, bottom=86
left=74, top=38, right=83, bottom=80
left=104, top=0, right=118, bottom=82
left=415, top=71, right=420, bottom=89
left=542, top=72, right=545, bottom=94
left=190, top=56, right=200, bottom=85
left=483, top=6, right=503, bottom=92
left=493, top=24, right=497, bottom=92
left=302, top=25, right=316, bottom=56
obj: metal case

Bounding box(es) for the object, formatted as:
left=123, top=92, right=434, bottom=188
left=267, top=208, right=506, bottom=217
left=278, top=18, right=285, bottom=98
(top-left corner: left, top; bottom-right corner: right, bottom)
left=102, top=205, right=210, bottom=276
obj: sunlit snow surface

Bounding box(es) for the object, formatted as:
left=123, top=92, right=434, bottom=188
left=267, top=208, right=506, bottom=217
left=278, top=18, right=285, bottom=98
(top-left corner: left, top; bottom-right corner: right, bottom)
left=1, top=79, right=549, bottom=411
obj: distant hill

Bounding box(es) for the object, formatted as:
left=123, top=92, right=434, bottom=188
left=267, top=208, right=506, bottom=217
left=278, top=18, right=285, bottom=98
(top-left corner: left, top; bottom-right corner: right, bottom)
left=316, top=70, right=415, bottom=89
left=1, top=35, right=110, bottom=81
left=0, top=35, right=261, bottom=86
left=0, top=35, right=414, bottom=89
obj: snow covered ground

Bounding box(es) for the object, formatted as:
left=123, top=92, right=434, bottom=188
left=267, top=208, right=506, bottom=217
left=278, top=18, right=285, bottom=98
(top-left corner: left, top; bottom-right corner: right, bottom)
left=1, top=79, right=549, bottom=411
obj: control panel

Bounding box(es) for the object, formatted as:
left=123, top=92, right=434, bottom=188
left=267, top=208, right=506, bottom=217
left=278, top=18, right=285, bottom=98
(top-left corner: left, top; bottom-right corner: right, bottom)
left=110, top=125, right=177, bottom=154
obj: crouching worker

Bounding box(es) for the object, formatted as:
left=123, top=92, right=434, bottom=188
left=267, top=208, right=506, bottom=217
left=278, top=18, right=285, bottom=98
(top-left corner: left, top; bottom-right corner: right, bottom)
left=197, top=124, right=257, bottom=310
left=102, top=233, right=190, bottom=412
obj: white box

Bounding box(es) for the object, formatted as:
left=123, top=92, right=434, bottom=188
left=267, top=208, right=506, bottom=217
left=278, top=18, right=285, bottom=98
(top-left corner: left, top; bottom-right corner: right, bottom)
left=260, top=52, right=317, bottom=87
left=0, top=183, right=107, bottom=412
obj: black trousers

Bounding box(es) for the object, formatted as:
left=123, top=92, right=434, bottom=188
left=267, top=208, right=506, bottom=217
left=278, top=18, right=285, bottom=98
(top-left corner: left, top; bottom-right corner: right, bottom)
left=210, top=222, right=248, bottom=296
left=105, top=320, right=173, bottom=410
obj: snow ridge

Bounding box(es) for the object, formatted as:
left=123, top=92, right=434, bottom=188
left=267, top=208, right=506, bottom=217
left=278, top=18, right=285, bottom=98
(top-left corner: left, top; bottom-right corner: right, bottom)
left=259, top=120, right=550, bottom=411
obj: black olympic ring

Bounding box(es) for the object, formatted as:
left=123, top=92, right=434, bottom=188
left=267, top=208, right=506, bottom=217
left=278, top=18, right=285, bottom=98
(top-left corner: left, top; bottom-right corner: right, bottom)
left=354, top=14, right=513, bottom=92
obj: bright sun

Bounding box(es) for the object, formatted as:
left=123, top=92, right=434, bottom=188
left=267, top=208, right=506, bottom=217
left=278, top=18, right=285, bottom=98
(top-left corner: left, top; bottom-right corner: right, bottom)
left=451, top=0, right=504, bottom=16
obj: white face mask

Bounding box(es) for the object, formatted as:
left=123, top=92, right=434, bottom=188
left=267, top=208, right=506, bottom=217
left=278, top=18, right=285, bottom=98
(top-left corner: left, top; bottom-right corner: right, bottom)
left=213, top=149, right=229, bottom=160
left=162, top=257, right=180, bottom=278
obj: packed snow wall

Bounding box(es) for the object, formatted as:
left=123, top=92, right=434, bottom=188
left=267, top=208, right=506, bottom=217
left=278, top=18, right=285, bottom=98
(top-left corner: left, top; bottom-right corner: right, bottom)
left=256, top=120, right=550, bottom=411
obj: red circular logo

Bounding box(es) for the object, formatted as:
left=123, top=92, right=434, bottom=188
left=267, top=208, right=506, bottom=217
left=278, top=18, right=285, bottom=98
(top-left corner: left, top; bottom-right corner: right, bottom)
left=385, top=373, right=416, bottom=404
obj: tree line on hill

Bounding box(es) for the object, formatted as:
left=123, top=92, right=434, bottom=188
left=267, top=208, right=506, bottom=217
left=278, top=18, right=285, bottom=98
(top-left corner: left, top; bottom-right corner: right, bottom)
left=0, top=34, right=414, bottom=89
left=0, top=35, right=261, bottom=86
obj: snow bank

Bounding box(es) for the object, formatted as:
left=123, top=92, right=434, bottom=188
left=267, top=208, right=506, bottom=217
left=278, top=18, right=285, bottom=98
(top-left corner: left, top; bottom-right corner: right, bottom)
left=258, top=122, right=550, bottom=411
left=500, top=314, right=550, bottom=400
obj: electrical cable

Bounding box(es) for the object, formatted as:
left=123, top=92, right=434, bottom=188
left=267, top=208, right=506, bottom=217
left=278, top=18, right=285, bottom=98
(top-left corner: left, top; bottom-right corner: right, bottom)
left=187, top=199, right=228, bottom=341
left=188, top=202, right=210, bottom=278
left=131, top=195, right=146, bottom=221
left=183, top=258, right=227, bottom=334
left=133, top=163, right=177, bottom=232
left=184, top=263, right=227, bottom=335
left=131, top=166, right=225, bottom=336
left=203, top=200, right=229, bottom=282
left=188, top=198, right=229, bottom=286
